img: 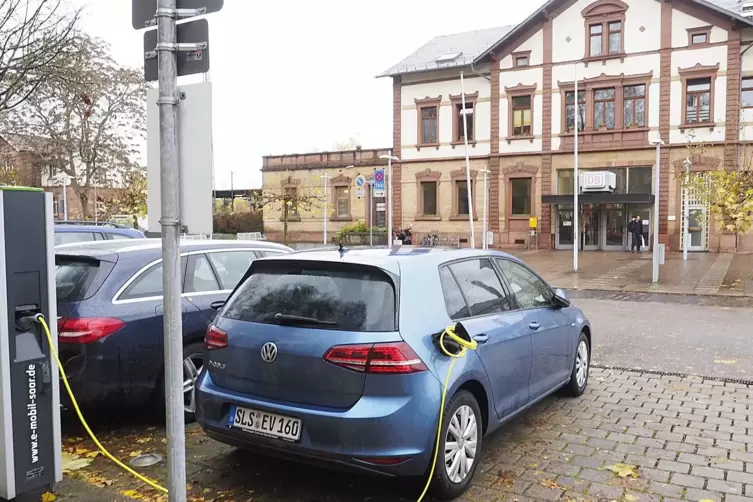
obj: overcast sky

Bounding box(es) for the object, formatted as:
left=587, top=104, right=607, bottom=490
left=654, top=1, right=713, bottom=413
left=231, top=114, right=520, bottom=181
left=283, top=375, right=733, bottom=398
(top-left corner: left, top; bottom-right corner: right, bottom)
left=72, top=0, right=545, bottom=189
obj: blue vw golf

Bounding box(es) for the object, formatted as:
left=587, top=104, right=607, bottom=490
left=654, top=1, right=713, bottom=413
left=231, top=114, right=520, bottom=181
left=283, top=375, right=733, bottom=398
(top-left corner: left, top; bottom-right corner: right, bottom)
left=196, top=247, right=592, bottom=500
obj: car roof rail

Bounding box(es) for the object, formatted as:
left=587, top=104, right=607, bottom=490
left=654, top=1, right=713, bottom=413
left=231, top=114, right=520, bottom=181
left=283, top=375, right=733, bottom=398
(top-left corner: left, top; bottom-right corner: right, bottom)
left=54, top=220, right=129, bottom=229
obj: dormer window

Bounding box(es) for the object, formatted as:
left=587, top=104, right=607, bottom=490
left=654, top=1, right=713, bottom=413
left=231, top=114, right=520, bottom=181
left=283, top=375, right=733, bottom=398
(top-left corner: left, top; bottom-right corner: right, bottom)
left=582, top=0, right=629, bottom=60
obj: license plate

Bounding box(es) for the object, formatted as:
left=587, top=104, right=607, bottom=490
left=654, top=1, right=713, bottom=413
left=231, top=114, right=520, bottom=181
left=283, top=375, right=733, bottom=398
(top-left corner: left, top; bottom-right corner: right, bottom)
left=228, top=406, right=302, bottom=442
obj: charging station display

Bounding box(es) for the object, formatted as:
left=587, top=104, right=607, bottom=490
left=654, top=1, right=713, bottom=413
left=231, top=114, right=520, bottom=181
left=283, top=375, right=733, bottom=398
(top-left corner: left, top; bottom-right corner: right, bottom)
left=0, top=188, right=61, bottom=500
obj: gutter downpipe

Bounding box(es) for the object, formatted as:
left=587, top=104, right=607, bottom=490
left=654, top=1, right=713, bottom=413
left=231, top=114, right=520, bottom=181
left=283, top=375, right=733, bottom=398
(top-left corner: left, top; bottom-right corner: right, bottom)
left=738, top=40, right=753, bottom=172
left=470, top=61, right=491, bottom=82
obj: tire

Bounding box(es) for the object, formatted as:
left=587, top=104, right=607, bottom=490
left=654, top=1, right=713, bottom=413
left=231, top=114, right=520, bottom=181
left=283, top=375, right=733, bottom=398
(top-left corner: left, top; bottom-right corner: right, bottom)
left=154, top=341, right=205, bottom=423
left=562, top=331, right=590, bottom=397
left=429, top=390, right=483, bottom=501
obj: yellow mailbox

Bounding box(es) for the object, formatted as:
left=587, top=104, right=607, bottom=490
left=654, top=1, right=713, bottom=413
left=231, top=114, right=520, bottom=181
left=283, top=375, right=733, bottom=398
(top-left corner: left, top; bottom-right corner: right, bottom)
left=528, top=216, right=538, bottom=229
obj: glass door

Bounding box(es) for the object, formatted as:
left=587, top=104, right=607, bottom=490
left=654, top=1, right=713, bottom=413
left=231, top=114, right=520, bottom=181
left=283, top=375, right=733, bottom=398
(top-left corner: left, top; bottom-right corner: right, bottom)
left=604, top=208, right=626, bottom=250
left=582, top=207, right=600, bottom=251
left=687, top=207, right=706, bottom=251
left=556, top=207, right=574, bottom=249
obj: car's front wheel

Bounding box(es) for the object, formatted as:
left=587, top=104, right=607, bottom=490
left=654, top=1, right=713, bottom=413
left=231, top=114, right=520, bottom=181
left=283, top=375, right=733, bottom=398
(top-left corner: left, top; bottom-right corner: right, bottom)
left=429, top=390, right=482, bottom=501
left=562, top=331, right=590, bottom=397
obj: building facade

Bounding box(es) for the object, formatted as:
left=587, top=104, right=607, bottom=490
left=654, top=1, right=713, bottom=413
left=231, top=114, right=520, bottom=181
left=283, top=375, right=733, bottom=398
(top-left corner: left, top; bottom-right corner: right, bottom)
left=380, top=0, right=753, bottom=252
left=261, top=148, right=392, bottom=243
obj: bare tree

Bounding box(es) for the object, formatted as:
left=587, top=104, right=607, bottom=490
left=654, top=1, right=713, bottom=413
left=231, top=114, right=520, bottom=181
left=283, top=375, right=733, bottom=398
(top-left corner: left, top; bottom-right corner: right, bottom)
left=0, top=0, right=79, bottom=111
left=6, top=33, right=149, bottom=218
left=253, top=179, right=323, bottom=245
left=331, top=135, right=362, bottom=151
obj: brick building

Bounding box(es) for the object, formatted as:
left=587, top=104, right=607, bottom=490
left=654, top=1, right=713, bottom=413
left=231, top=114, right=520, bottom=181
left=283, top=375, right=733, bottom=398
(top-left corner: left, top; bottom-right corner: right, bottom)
left=377, top=0, right=753, bottom=252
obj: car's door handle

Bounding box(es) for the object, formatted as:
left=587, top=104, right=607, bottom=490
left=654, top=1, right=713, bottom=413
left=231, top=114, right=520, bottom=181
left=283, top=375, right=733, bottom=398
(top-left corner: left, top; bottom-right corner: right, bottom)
left=472, top=334, right=490, bottom=344
left=528, top=322, right=541, bottom=331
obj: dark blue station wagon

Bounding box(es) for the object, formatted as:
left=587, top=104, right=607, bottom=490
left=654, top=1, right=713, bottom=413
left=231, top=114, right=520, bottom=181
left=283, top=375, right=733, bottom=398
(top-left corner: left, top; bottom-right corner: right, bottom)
left=54, top=239, right=292, bottom=418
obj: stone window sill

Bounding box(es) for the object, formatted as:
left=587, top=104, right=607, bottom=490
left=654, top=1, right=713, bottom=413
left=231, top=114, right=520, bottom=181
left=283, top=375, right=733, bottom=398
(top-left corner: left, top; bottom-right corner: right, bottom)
left=416, top=143, right=440, bottom=151
left=584, top=53, right=626, bottom=66
left=506, top=135, right=535, bottom=144
left=451, top=141, right=477, bottom=149
left=329, top=215, right=352, bottom=222
left=680, top=122, right=715, bottom=131
left=450, top=215, right=478, bottom=221
left=415, top=215, right=443, bottom=221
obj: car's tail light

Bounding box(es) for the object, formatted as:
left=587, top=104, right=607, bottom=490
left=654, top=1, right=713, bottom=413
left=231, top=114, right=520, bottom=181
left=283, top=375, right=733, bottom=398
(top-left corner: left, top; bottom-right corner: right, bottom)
left=324, top=342, right=426, bottom=374
left=57, top=317, right=125, bottom=344
left=205, top=325, right=228, bottom=350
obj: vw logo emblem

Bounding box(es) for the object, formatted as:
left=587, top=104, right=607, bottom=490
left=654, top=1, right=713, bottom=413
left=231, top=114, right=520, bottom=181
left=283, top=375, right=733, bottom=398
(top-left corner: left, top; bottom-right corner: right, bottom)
left=260, top=342, right=278, bottom=363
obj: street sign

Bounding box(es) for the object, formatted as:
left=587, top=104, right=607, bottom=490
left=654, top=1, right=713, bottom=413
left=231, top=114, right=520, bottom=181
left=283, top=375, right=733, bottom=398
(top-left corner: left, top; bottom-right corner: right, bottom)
left=147, top=82, right=214, bottom=235
left=132, top=0, right=224, bottom=29
left=354, top=175, right=366, bottom=198
left=373, top=169, right=386, bottom=198
left=143, top=18, right=210, bottom=82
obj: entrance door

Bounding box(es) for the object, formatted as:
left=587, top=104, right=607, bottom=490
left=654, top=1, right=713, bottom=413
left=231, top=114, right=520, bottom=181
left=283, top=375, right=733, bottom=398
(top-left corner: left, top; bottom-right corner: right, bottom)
left=604, top=208, right=626, bottom=250
left=582, top=209, right=600, bottom=250
left=556, top=208, right=574, bottom=248
left=687, top=207, right=706, bottom=251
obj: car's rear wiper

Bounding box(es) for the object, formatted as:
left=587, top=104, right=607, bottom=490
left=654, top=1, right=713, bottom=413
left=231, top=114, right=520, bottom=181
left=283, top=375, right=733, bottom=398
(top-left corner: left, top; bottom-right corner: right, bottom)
left=273, top=313, right=337, bottom=326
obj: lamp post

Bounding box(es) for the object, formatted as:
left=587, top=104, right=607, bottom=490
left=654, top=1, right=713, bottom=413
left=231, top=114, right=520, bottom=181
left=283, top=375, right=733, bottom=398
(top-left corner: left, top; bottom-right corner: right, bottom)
left=379, top=152, right=400, bottom=248
left=479, top=167, right=491, bottom=249
left=573, top=62, right=580, bottom=272
left=54, top=173, right=70, bottom=221
left=230, top=171, right=235, bottom=212
left=650, top=137, right=665, bottom=283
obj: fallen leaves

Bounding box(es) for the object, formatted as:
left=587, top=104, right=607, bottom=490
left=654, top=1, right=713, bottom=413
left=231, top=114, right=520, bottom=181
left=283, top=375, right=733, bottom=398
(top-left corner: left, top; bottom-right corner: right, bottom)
left=496, top=469, right=516, bottom=487
left=61, top=452, right=93, bottom=473
left=539, top=478, right=563, bottom=490
left=41, top=492, right=56, bottom=502
left=606, top=463, right=640, bottom=479
left=714, top=359, right=738, bottom=365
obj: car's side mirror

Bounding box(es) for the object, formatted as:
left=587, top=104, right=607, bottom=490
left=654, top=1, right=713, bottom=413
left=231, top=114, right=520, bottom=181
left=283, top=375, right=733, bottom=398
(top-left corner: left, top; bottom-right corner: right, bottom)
left=552, top=288, right=570, bottom=308
left=210, top=300, right=226, bottom=311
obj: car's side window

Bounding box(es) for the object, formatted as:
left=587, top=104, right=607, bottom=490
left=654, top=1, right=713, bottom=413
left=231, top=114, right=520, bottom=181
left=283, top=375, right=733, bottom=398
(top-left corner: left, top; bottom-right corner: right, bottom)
left=94, top=232, right=105, bottom=241
left=449, top=258, right=513, bottom=317
left=55, top=232, right=96, bottom=245
left=184, top=254, right=221, bottom=293
left=439, top=266, right=470, bottom=320
left=259, top=250, right=284, bottom=257
left=206, top=251, right=257, bottom=290
left=109, top=233, right=131, bottom=240
left=495, top=259, right=553, bottom=310
left=121, top=263, right=163, bottom=300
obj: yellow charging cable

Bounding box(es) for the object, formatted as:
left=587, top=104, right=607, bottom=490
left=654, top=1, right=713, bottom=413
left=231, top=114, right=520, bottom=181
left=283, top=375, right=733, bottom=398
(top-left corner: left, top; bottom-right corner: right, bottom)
left=416, top=325, right=478, bottom=502
left=35, top=314, right=169, bottom=495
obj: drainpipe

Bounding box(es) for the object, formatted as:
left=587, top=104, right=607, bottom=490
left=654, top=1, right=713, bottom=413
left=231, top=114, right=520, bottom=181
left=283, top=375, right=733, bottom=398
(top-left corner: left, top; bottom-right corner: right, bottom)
left=470, top=61, right=491, bottom=82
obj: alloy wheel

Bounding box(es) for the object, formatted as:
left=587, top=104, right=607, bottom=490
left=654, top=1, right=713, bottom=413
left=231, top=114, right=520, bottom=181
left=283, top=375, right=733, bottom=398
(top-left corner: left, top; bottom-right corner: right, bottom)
left=575, top=339, right=589, bottom=388
left=444, top=404, right=478, bottom=484
left=183, top=353, right=203, bottom=414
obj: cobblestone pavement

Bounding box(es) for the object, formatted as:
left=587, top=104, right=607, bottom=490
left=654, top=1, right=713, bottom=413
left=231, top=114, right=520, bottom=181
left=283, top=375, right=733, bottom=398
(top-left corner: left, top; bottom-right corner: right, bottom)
left=574, top=299, right=753, bottom=379
left=55, top=367, right=753, bottom=502
left=507, top=251, right=753, bottom=297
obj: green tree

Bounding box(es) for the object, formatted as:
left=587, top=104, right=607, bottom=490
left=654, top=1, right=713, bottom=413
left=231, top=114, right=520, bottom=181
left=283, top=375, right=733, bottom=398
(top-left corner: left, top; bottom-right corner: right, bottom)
left=682, top=132, right=753, bottom=236
left=106, top=168, right=147, bottom=228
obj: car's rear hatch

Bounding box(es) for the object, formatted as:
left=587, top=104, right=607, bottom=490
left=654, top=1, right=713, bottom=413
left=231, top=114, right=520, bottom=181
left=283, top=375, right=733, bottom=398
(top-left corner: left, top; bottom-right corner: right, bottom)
left=56, top=252, right=117, bottom=324
left=208, top=259, right=406, bottom=409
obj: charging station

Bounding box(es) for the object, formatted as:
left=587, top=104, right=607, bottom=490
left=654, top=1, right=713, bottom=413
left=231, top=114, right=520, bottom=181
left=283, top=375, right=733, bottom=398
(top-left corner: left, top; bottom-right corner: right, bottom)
left=0, top=188, right=61, bottom=500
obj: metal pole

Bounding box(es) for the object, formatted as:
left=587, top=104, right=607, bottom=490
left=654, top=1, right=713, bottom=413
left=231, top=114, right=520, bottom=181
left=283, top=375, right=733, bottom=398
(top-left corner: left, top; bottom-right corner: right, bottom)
left=573, top=63, right=579, bottom=272
left=94, top=185, right=98, bottom=222
left=230, top=171, right=234, bottom=212
left=683, top=158, right=689, bottom=261
left=387, top=153, right=393, bottom=249
left=323, top=174, right=328, bottom=245
left=482, top=168, right=489, bottom=249
left=460, top=72, right=475, bottom=248
left=369, top=179, right=373, bottom=246
left=156, top=0, right=187, bottom=500
left=62, top=178, right=68, bottom=221
left=652, top=142, right=661, bottom=283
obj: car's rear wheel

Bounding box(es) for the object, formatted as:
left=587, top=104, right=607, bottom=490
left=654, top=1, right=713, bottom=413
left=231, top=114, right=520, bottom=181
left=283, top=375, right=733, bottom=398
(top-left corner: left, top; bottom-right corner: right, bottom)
left=429, top=390, right=482, bottom=501
left=182, top=342, right=204, bottom=421
left=562, top=331, right=590, bottom=397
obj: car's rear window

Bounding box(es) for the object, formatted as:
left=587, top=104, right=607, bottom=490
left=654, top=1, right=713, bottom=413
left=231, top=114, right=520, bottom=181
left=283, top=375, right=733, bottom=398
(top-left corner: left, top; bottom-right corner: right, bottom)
left=56, top=258, right=101, bottom=303
left=221, top=262, right=397, bottom=332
